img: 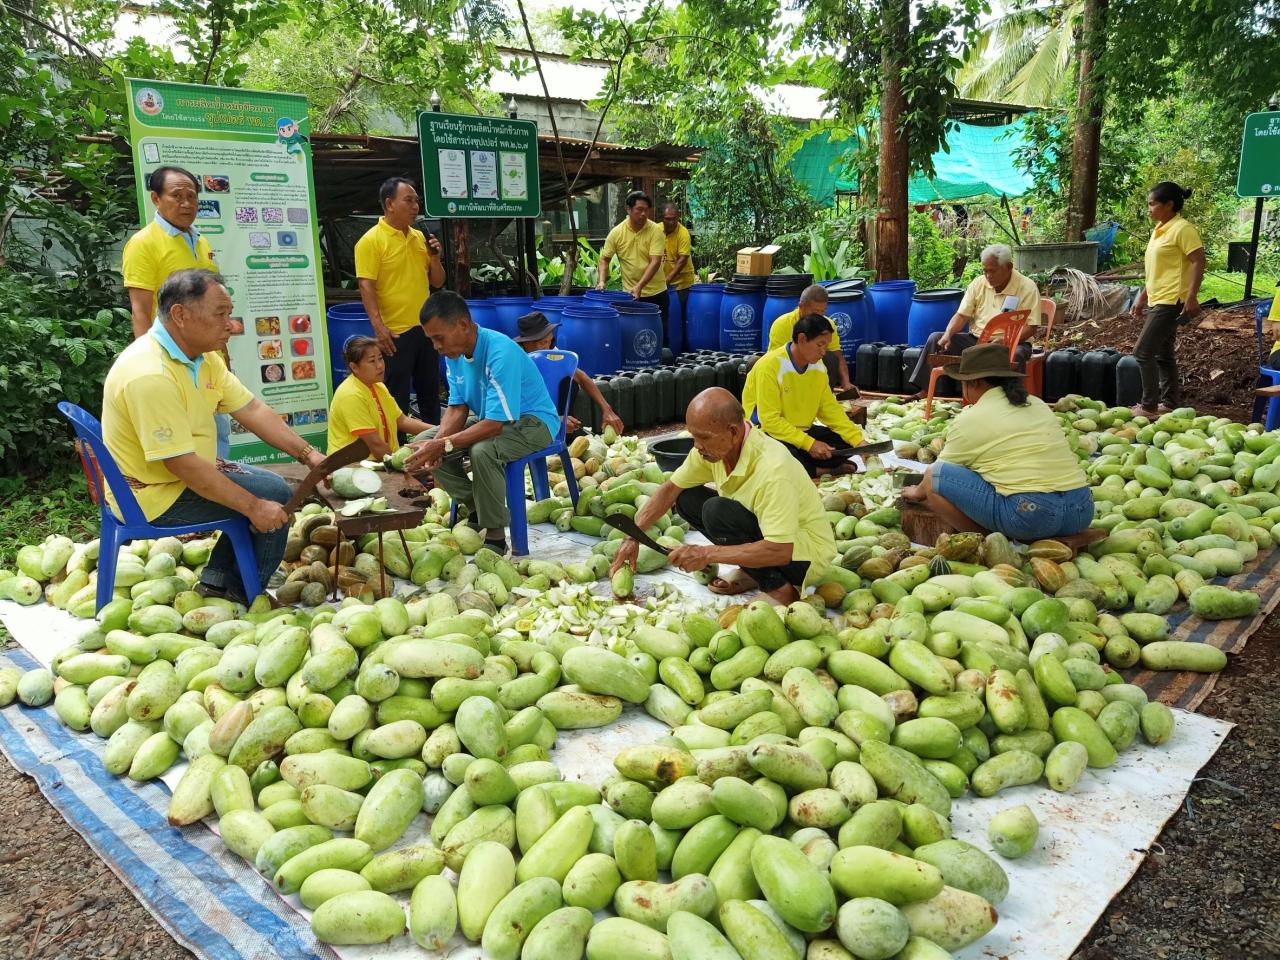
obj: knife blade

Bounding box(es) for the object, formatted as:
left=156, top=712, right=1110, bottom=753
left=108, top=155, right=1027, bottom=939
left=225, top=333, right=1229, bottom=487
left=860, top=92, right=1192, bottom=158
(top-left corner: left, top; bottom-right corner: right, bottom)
left=599, top=514, right=669, bottom=554
left=283, top=438, right=370, bottom=514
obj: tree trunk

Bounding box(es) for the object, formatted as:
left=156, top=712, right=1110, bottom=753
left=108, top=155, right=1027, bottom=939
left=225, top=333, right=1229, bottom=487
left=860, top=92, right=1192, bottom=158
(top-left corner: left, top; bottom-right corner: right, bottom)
left=1065, top=0, right=1108, bottom=242
left=876, top=0, right=910, bottom=280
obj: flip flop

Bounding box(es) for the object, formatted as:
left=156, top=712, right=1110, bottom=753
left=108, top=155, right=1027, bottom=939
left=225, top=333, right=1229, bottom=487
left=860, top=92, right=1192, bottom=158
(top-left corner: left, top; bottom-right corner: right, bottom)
left=707, top=570, right=759, bottom=596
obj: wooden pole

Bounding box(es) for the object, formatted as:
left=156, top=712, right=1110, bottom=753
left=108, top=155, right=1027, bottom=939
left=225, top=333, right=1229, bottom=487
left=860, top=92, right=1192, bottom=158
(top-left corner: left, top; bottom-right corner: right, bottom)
left=875, top=0, right=910, bottom=280
left=1065, top=0, right=1108, bottom=242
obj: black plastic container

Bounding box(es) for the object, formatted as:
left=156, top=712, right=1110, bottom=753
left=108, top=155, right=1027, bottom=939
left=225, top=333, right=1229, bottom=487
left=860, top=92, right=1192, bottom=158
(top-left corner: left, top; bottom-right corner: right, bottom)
left=855, top=342, right=885, bottom=390
left=715, top=356, right=738, bottom=392
left=1044, top=348, right=1083, bottom=403
left=612, top=374, right=636, bottom=428
left=1115, top=354, right=1142, bottom=408
left=1080, top=347, right=1122, bottom=406
left=593, top=377, right=618, bottom=434
left=877, top=344, right=905, bottom=394
left=631, top=370, right=656, bottom=429
left=569, top=379, right=593, bottom=433
left=674, top=366, right=698, bottom=419
left=654, top=367, right=676, bottom=423
left=900, top=347, right=924, bottom=392
left=693, top=363, right=716, bottom=395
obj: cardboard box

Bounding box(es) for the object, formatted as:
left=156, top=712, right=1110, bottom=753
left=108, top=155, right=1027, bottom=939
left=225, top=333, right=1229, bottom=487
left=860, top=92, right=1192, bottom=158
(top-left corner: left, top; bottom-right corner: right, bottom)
left=736, top=244, right=782, bottom=276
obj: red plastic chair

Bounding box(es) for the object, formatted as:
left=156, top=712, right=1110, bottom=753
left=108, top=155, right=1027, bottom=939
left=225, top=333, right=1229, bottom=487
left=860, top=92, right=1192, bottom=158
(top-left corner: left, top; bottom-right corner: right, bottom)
left=924, top=309, right=1030, bottom=420
left=1024, top=297, right=1058, bottom=398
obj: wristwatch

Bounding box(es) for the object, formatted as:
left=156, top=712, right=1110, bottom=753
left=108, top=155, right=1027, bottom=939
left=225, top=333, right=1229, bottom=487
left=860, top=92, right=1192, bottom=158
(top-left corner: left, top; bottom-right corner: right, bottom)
left=443, top=438, right=454, bottom=454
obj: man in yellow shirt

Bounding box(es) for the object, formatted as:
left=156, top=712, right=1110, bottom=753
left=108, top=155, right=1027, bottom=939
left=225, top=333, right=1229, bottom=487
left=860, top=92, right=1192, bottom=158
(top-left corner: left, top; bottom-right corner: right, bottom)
left=102, top=269, right=326, bottom=602
left=905, top=243, right=1040, bottom=395
left=599, top=190, right=668, bottom=330
left=121, top=166, right=230, bottom=457
left=610, top=387, right=836, bottom=603
left=355, top=177, right=447, bottom=424
left=744, top=314, right=864, bottom=476
left=662, top=204, right=695, bottom=343
left=765, top=285, right=855, bottom=391
left=901, top=344, right=1092, bottom=541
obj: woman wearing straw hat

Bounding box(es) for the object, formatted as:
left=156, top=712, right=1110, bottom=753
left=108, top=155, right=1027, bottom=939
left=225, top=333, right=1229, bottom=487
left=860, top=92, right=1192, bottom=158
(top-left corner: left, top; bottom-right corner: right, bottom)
left=901, top=343, right=1093, bottom=540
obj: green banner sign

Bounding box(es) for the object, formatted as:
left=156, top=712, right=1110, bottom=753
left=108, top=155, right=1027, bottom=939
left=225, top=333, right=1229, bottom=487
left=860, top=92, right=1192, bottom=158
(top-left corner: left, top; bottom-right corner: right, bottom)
left=418, top=111, right=541, bottom=218
left=1237, top=111, right=1280, bottom=198
left=125, top=78, right=333, bottom=464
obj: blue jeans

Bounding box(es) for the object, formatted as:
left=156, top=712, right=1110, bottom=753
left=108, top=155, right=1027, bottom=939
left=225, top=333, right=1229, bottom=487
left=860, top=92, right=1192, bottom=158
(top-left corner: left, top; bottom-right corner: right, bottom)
left=152, top=461, right=292, bottom=598
left=216, top=413, right=231, bottom=460
left=932, top=462, right=1094, bottom=540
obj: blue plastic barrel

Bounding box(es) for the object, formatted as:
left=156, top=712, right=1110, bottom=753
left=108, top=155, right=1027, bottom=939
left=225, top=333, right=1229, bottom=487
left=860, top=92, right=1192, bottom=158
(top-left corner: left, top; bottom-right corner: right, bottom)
left=761, top=294, right=801, bottom=350
left=560, top=304, right=621, bottom=377
left=906, top=288, right=964, bottom=345
left=531, top=296, right=583, bottom=332
left=826, top=289, right=876, bottom=368
left=667, top=285, right=685, bottom=356
left=616, top=301, right=663, bottom=371
left=584, top=289, right=633, bottom=306
left=686, top=283, right=725, bottom=351
left=487, top=297, right=535, bottom=339
left=868, top=280, right=917, bottom=344
left=325, top=302, right=374, bottom=387
left=719, top=287, right=766, bottom=354
left=465, top=299, right=500, bottom=338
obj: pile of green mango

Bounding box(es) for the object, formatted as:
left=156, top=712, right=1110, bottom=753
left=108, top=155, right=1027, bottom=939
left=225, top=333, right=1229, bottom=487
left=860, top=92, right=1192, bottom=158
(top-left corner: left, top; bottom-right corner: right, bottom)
left=0, top=548, right=1199, bottom=959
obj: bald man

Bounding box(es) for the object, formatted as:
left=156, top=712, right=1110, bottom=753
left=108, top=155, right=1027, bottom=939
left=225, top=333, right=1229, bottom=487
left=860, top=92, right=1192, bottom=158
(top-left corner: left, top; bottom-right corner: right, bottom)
left=610, top=388, right=836, bottom=603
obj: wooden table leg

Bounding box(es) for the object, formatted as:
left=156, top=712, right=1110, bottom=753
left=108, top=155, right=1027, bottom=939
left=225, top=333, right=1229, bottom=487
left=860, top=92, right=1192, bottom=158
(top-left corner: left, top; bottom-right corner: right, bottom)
left=377, top=532, right=388, bottom=598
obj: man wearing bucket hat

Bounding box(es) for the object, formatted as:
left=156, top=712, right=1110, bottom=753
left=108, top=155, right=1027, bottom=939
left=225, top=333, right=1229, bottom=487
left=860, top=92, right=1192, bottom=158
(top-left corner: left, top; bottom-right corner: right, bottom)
left=901, top=343, right=1093, bottom=541
left=511, top=311, right=624, bottom=436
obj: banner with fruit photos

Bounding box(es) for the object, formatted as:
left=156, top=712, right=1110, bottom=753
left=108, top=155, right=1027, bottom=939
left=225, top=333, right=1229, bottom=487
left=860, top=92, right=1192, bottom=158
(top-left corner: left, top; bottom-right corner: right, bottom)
left=125, top=78, right=332, bottom=462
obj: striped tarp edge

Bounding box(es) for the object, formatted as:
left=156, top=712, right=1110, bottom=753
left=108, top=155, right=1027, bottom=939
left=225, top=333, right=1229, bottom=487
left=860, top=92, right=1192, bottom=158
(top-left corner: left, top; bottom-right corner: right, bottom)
left=1124, top=548, right=1280, bottom=710
left=0, top=648, right=333, bottom=960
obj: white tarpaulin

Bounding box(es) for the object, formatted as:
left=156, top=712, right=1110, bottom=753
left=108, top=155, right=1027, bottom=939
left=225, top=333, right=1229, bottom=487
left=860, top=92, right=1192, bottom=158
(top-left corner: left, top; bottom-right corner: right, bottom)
left=0, top=528, right=1232, bottom=960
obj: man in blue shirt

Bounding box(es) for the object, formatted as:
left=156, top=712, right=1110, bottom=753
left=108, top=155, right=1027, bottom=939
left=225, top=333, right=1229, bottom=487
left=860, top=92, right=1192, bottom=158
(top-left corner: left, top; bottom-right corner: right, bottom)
left=405, top=291, right=559, bottom=551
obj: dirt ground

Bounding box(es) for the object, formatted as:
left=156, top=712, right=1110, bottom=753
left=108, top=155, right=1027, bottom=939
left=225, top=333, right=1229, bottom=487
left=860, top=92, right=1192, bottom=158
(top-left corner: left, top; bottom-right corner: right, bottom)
left=1, top=621, right=1277, bottom=960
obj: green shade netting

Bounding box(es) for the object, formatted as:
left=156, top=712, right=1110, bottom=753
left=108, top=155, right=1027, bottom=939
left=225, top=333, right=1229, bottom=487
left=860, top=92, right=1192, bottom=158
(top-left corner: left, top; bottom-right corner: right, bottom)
left=791, top=119, right=1034, bottom=205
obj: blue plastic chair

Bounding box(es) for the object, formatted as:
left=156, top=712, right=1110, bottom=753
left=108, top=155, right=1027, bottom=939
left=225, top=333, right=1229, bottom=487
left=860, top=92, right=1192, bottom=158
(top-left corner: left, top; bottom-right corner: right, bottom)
left=1253, top=366, right=1280, bottom=428
left=448, top=349, right=581, bottom=555
left=57, top=402, right=261, bottom=610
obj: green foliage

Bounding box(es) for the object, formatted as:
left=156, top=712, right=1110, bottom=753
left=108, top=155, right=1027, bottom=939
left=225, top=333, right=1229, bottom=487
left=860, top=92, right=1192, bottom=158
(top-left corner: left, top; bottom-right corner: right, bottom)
left=907, top=212, right=960, bottom=290
left=795, top=0, right=987, bottom=180
left=0, top=467, right=99, bottom=569
left=959, top=0, right=1082, bottom=105
left=241, top=0, right=511, bottom=133
left=535, top=237, right=620, bottom=289
left=774, top=210, right=871, bottom=282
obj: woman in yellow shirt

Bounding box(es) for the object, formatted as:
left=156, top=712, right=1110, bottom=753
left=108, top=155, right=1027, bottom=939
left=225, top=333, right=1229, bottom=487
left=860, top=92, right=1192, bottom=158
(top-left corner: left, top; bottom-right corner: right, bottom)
left=1130, top=181, right=1205, bottom=416
left=328, top=336, right=434, bottom=458
left=901, top=343, right=1092, bottom=541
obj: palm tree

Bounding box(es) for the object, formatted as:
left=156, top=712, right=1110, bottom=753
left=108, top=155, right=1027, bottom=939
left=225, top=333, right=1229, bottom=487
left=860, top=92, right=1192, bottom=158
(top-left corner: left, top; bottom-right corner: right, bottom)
left=958, top=0, right=1081, bottom=106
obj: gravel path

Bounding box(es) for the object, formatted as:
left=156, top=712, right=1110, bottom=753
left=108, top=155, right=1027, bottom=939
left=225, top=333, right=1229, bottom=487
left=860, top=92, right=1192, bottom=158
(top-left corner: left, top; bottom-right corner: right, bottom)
left=1, top=622, right=1277, bottom=960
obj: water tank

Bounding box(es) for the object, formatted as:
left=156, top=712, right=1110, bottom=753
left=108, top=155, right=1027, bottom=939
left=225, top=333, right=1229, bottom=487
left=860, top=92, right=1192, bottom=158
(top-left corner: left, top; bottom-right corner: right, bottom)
left=876, top=344, right=905, bottom=393
left=868, top=280, right=917, bottom=344
left=615, top=301, right=663, bottom=371
left=612, top=375, right=635, bottom=427
left=325, top=302, right=373, bottom=387
left=667, top=285, right=685, bottom=356
left=631, top=370, right=656, bottom=429
left=1080, top=347, right=1123, bottom=406
left=1044, top=348, right=1082, bottom=403
left=1115, top=354, right=1142, bottom=408
left=855, top=342, right=885, bottom=390
left=685, top=284, right=725, bottom=351
left=559, top=304, right=621, bottom=377
left=674, top=366, right=698, bottom=419
left=486, top=297, right=535, bottom=339
left=906, top=288, right=964, bottom=346
left=464, top=299, right=499, bottom=337
left=719, top=278, right=767, bottom=353
left=592, top=377, right=617, bottom=433
left=827, top=288, right=876, bottom=369
left=654, top=367, right=676, bottom=423
left=531, top=296, right=584, bottom=331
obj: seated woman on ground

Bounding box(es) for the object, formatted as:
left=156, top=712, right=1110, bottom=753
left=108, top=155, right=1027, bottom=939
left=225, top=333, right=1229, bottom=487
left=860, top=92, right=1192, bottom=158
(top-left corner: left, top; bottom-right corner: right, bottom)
left=900, top=343, right=1094, bottom=542
left=328, top=335, right=434, bottom=478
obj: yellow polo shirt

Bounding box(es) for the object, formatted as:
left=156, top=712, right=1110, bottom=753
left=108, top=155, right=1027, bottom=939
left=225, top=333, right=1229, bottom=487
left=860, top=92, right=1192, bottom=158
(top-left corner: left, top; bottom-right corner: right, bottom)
left=354, top=218, right=435, bottom=334
left=329, top=375, right=403, bottom=453
left=102, top=327, right=253, bottom=520
left=742, top=345, right=863, bottom=452
left=664, top=224, right=695, bottom=290
left=765, top=307, right=843, bottom=353
left=121, top=219, right=218, bottom=297
left=1144, top=215, right=1203, bottom=306
left=672, top=425, right=835, bottom=568
left=602, top=219, right=667, bottom=297
left=939, top=388, right=1087, bottom=495
left=958, top=269, right=1041, bottom=336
